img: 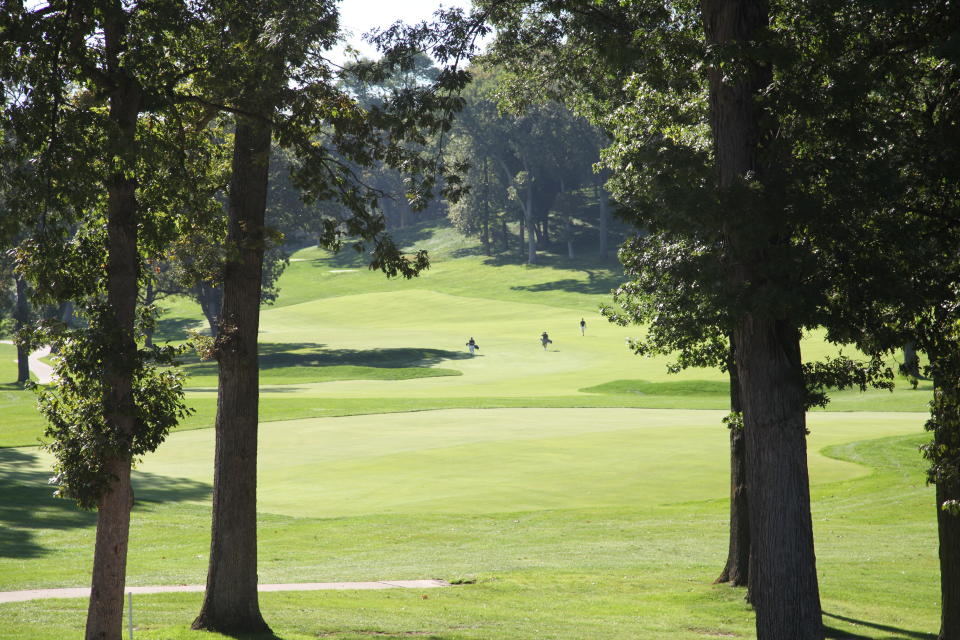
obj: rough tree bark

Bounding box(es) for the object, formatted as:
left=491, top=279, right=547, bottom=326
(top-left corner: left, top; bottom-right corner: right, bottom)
left=716, top=337, right=749, bottom=589
left=191, top=110, right=272, bottom=636
left=929, top=365, right=960, bottom=640
left=85, top=10, right=142, bottom=636
left=903, top=341, right=925, bottom=380
left=937, top=478, right=960, bottom=640
left=14, top=276, right=30, bottom=384
left=701, top=0, right=822, bottom=637
left=734, top=318, right=821, bottom=638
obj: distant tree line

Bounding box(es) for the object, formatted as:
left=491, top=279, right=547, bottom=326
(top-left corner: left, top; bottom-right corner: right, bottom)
left=444, top=63, right=618, bottom=263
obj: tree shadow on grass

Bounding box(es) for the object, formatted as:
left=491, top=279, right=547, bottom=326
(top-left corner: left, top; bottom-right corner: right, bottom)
left=509, top=268, right=623, bottom=297
left=0, top=448, right=96, bottom=558
left=132, top=470, right=210, bottom=505
left=823, top=612, right=935, bottom=640
left=154, top=314, right=205, bottom=343
left=180, top=343, right=472, bottom=378
left=0, top=447, right=210, bottom=559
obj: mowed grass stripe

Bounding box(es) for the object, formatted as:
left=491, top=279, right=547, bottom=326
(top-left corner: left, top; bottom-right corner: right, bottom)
left=10, top=409, right=926, bottom=519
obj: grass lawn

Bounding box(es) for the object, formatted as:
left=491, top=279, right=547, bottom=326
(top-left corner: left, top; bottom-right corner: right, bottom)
left=0, top=410, right=938, bottom=639
left=0, top=222, right=942, bottom=638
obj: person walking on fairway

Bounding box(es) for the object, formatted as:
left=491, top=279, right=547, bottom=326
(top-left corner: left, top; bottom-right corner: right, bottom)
left=580, top=318, right=586, bottom=336
left=541, top=331, right=553, bottom=350
left=466, top=337, right=479, bottom=356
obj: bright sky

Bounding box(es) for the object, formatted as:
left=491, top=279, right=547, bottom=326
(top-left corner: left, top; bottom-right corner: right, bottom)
left=337, top=0, right=476, bottom=60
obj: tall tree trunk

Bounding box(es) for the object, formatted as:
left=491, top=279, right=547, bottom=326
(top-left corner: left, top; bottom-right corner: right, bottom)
left=903, top=340, right=924, bottom=379
left=501, top=218, right=509, bottom=253
left=86, top=18, right=142, bottom=636
left=702, top=0, right=822, bottom=637
left=196, top=281, right=222, bottom=338
left=596, top=183, right=609, bottom=259
left=519, top=217, right=525, bottom=257
left=61, top=300, right=75, bottom=327
left=86, top=457, right=133, bottom=640
left=525, top=185, right=536, bottom=265
left=481, top=159, right=491, bottom=256
left=716, top=337, right=750, bottom=588
left=929, top=366, right=960, bottom=640
left=192, top=111, right=272, bottom=636
left=14, top=276, right=30, bottom=384
left=735, top=318, right=821, bottom=639
left=937, top=478, right=960, bottom=640
left=143, top=278, right=155, bottom=348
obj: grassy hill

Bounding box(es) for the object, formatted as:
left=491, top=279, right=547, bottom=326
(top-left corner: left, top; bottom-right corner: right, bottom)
left=0, top=221, right=940, bottom=639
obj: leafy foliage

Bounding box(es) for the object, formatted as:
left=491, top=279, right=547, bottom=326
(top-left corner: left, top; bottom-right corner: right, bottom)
left=37, top=312, right=191, bottom=510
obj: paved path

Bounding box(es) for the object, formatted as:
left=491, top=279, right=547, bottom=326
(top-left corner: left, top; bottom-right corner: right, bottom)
left=0, top=341, right=55, bottom=384
left=0, top=580, right=451, bottom=604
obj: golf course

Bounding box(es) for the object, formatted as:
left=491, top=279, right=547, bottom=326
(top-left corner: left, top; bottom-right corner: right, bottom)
left=0, top=224, right=941, bottom=639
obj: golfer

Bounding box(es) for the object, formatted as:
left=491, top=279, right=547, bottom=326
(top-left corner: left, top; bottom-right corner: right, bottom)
left=540, top=331, right=553, bottom=350
left=580, top=318, right=586, bottom=335
left=466, top=337, right=479, bottom=356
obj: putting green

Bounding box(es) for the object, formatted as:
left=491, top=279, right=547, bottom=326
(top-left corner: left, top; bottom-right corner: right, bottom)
left=16, top=408, right=925, bottom=519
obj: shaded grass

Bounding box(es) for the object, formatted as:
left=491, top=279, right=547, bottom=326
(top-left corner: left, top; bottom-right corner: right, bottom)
left=179, top=343, right=466, bottom=388
left=580, top=379, right=730, bottom=397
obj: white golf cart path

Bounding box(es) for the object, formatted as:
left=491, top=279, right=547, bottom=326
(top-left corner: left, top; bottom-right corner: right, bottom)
left=0, top=579, right=451, bottom=603
left=0, top=341, right=54, bottom=384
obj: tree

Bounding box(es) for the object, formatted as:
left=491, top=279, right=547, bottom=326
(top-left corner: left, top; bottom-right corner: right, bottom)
left=1, top=2, right=207, bottom=638
left=478, top=4, right=827, bottom=633
left=797, top=8, right=960, bottom=630
left=447, top=64, right=602, bottom=262
left=187, top=2, right=467, bottom=633
left=696, top=4, right=825, bottom=635
left=478, top=2, right=944, bottom=637
left=187, top=2, right=330, bottom=632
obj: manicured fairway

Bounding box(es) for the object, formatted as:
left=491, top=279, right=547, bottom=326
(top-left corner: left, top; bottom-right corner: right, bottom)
left=8, top=409, right=924, bottom=518
left=0, top=409, right=938, bottom=638
left=0, top=225, right=943, bottom=639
